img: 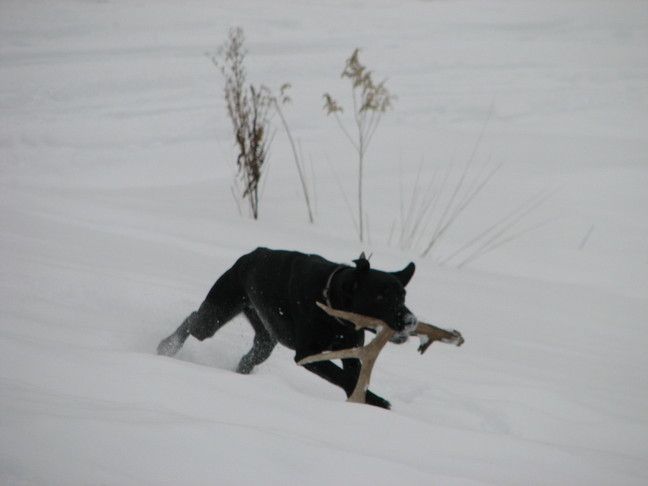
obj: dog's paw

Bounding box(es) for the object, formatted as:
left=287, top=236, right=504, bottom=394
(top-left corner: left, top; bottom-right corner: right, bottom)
left=235, top=362, right=253, bottom=374
left=365, top=391, right=391, bottom=410
left=157, top=333, right=184, bottom=357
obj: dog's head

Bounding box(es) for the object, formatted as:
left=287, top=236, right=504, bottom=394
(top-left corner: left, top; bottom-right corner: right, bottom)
left=334, top=254, right=417, bottom=343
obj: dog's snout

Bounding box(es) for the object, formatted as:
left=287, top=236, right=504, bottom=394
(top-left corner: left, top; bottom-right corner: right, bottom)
left=393, top=310, right=417, bottom=331
left=389, top=333, right=409, bottom=344
left=403, top=312, right=417, bottom=332
left=389, top=311, right=417, bottom=344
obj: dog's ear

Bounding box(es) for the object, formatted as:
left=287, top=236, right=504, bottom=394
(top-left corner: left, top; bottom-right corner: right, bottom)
left=392, top=262, right=415, bottom=286
left=353, top=252, right=370, bottom=272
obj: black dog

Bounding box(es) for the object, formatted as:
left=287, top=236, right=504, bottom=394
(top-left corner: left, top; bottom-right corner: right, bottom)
left=157, top=247, right=418, bottom=409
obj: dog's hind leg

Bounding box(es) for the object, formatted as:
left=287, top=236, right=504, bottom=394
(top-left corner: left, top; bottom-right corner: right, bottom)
left=236, top=308, right=277, bottom=374
left=157, top=262, right=247, bottom=357
left=157, top=301, right=228, bottom=357
left=156, top=309, right=197, bottom=357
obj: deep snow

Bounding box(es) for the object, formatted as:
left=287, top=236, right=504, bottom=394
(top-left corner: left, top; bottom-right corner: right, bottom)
left=1, top=0, right=647, bottom=484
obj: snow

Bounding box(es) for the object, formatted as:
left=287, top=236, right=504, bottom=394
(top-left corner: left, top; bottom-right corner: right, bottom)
left=1, top=0, right=647, bottom=484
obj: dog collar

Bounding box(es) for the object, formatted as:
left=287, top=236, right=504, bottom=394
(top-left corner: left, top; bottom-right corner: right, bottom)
left=322, top=265, right=349, bottom=326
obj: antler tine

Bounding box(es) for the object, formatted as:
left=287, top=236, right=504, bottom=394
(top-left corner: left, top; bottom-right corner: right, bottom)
left=298, top=302, right=395, bottom=403
left=413, top=321, right=464, bottom=354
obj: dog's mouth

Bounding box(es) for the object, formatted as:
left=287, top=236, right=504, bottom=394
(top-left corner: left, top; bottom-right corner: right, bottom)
left=389, top=332, right=409, bottom=344
left=388, top=312, right=417, bottom=344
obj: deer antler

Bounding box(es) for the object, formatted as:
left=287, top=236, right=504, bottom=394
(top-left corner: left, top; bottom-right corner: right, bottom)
left=297, top=302, right=395, bottom=404
left=298, top=302, right=465, bottom=405
left=412, top=322, right=464, bottom=354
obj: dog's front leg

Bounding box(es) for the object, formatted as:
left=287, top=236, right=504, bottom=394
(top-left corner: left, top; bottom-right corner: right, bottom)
left=341, top=358, right=391, bottom=409
left=299, top=359, right=348, bottom=393
left=298, top=359, right=390, bottom=409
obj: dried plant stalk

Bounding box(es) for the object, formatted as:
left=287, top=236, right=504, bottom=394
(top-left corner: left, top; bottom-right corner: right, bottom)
left=218, top=28, right=273, bottom=219
left=272, top=84, right=315, bottom=223
left=324, top=49, right=395, bottom=243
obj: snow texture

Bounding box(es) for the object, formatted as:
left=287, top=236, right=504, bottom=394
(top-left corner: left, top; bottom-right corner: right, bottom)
left=1, top=0, right=647, bottom=484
